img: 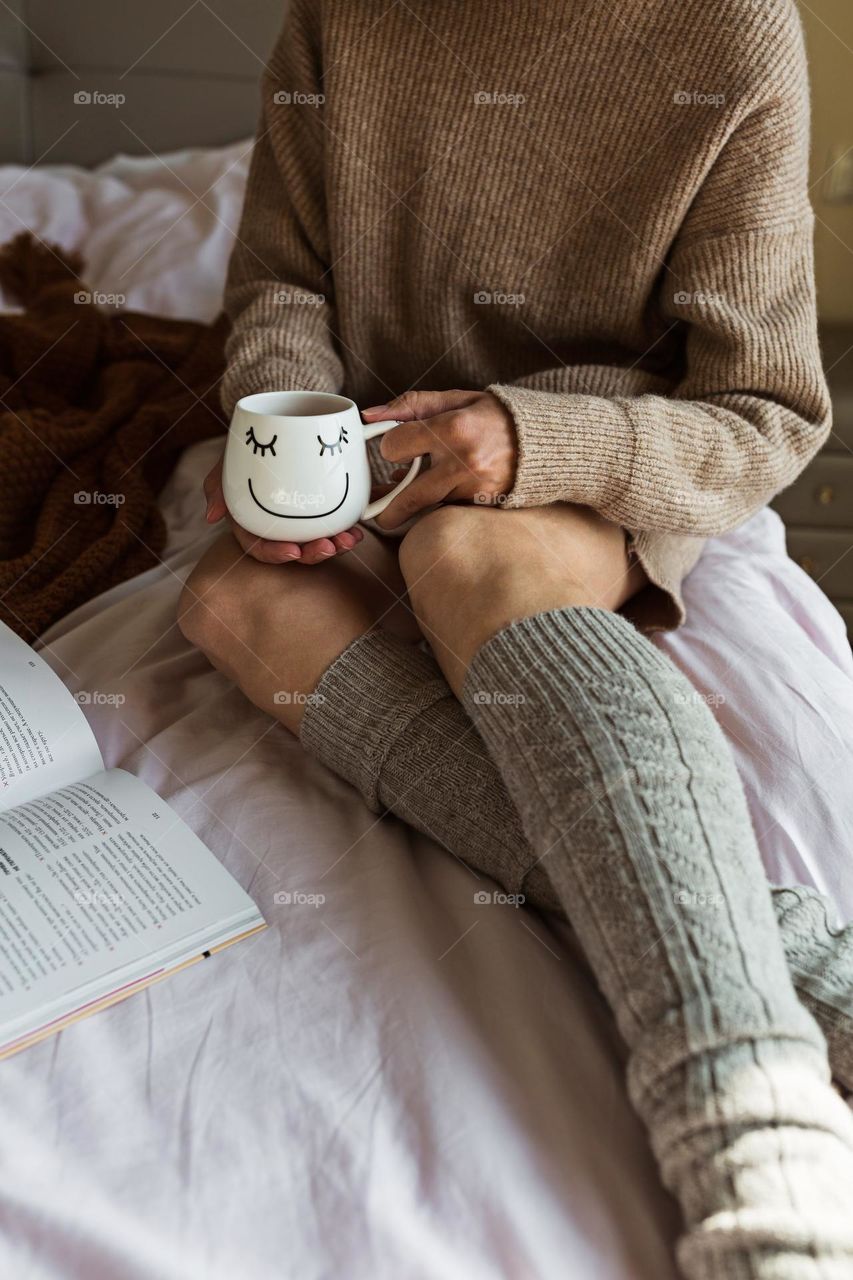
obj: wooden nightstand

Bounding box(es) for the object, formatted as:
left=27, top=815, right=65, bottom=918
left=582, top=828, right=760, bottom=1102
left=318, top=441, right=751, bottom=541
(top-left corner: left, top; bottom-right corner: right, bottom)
left=771, top=325, right=853, bottom=639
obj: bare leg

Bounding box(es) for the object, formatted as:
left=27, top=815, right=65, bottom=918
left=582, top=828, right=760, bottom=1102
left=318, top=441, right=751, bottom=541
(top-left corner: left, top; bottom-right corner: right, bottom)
left=177, top=525, right=418, bottom=735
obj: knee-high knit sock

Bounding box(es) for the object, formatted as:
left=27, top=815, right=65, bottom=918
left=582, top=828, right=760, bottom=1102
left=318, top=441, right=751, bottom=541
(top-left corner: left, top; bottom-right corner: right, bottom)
left=302, top=613, right=853, bottom=1278
left=301, top=628, right=853, bottom=1094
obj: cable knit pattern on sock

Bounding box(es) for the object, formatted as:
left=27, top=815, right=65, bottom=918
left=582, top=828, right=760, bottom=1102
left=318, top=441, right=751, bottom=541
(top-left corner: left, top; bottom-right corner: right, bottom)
left=301, top=627, right=853, bottom=1094
left=461, top=607, right=853, bottom=1278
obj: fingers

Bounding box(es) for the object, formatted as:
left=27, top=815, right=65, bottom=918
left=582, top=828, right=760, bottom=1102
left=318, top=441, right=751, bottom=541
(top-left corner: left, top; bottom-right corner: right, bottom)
left=229, top=520, right=303, bottom=564
left=375, top=470, right=455, bottom=530
left=362, top=389, right=478, bottom=423
left=203, top=456, right=227, bottom=523
left=298, top=528, right=364, bottom=563
left=332, top=529, right=361, bottom=553
left=378, top=418, right=438, bottom=464
left=227, top=524, right=364, bottom=566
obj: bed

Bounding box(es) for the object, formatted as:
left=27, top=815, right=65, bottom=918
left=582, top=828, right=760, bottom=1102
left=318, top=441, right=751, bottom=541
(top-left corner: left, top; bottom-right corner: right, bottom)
left=0, top=24, right=852, bottom=1280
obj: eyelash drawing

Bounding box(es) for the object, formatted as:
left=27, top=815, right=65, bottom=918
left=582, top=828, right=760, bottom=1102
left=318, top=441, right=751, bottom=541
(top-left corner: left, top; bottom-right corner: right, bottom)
left=245, top=427, right=278, bottom=457
left=317, top=427, right=349, bottom=457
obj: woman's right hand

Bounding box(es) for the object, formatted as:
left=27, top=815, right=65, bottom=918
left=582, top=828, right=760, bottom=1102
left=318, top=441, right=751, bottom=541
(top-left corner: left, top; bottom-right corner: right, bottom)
left=203, top=454, right=364, bottom=565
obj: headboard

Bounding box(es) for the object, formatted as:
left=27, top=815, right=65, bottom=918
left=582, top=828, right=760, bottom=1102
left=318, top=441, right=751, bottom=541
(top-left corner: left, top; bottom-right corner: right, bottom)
left=0, top=1, right=286, bottom=167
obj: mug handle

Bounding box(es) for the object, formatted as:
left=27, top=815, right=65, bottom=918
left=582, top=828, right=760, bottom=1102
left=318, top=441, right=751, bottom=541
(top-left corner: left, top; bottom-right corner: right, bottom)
left=360, top=419, right=423, bottom=520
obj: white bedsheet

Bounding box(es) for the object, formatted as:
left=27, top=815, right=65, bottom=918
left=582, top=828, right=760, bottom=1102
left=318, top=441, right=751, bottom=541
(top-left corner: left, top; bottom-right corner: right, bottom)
left=0, top=143, right=851, bottom=1280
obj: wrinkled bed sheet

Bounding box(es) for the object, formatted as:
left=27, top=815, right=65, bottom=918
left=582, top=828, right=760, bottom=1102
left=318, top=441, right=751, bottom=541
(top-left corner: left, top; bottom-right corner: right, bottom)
left=0, top=143, right=850, bottom=1280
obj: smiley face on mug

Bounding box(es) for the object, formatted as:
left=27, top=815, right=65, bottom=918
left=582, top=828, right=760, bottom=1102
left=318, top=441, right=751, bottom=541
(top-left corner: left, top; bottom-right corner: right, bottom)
left=242, top=419, right=352, bottom=520
left=222, top=392, right=422, bottom=543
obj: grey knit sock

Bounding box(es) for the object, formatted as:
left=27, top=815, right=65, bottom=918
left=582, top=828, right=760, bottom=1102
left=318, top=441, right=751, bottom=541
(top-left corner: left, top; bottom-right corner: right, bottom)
left=301, top=628, right=853, bottom=1094
left=299, top=628, right=559, bottom=910
left=460, top=607, right=853, bottom=1278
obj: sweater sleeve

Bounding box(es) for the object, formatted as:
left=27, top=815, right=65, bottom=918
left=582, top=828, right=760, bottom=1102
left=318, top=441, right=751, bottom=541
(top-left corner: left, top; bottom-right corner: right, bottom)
left=488, top=47, right=831, bottom=538
left=220, top=0, right=343, bottom=418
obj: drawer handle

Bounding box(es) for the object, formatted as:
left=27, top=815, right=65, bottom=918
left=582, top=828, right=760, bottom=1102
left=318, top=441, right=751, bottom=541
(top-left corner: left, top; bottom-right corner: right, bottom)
left=798, top=555, right=818, bottom=576
left=816, top=484, right=835, bottom=506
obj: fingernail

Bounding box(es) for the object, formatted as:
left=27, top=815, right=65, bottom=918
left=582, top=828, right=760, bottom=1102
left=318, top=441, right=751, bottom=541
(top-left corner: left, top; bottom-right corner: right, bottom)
left=363, top=405, right=389, bottom=415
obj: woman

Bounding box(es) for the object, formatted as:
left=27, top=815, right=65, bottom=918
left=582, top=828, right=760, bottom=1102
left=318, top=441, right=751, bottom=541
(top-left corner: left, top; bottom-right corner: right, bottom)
left=179, top=1, right=853, bottom=1274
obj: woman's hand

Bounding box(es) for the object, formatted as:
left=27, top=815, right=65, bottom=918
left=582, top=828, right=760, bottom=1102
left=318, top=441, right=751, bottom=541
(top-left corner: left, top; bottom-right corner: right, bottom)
left=203, top=454, right=364, bottom=565
left=362, top=390, right=517, bottom=529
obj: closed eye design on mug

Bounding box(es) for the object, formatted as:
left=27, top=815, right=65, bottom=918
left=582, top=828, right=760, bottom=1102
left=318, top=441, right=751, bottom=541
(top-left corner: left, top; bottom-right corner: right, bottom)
left=245, top=426, right=278, bottom=457
left=317, top=426, right=348, bottom=457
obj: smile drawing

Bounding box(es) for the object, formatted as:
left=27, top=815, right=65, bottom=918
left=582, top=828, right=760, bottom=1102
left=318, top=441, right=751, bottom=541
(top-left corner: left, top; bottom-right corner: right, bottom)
left=247, top=473, right=350, bottom=518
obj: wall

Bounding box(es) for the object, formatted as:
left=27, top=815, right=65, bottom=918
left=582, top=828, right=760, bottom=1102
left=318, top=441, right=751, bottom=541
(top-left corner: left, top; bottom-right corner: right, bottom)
left=800, top=0, right=853, bottom=321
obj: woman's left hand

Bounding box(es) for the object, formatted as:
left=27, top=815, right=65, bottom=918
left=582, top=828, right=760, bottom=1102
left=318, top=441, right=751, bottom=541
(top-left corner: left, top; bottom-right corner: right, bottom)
left=361, top=390, right=517, bottom=529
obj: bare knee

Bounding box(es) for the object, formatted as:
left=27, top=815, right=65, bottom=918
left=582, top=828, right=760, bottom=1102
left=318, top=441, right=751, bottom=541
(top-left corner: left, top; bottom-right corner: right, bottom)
left=399, top=505, right=485, bottom=587
left=177, top=535, right=265, bottom=673
left=400, top=502, right=640, bottom=611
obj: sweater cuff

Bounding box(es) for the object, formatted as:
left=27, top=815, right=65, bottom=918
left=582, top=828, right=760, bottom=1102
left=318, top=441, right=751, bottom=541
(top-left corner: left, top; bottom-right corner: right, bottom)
left=487, top=384, right=635, bottom=511
left=299, top=630, right=450, bottom=812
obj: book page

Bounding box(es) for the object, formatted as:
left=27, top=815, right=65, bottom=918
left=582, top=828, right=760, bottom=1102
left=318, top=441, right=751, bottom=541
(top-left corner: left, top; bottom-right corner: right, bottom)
left=0, top=768, right=262, bottom=1038
left=0, top=622, right=102, bottom=810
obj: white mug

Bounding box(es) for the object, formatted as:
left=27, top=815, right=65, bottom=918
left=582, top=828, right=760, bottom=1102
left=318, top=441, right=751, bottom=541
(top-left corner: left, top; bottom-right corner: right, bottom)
left=222, top=391, right=422, bottom=542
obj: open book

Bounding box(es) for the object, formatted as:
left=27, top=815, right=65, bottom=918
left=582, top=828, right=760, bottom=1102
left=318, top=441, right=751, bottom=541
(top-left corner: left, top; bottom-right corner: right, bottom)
left=0, top=621, right=265, bottom=1059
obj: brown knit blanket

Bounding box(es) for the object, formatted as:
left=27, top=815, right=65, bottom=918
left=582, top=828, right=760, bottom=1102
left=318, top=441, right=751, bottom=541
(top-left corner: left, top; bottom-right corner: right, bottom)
left=0, top=233, right=227, bottom=640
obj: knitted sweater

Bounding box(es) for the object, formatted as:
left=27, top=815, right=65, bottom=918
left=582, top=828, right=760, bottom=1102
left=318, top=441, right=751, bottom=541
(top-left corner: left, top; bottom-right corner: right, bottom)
left=221, top=0, right=828, bottom=629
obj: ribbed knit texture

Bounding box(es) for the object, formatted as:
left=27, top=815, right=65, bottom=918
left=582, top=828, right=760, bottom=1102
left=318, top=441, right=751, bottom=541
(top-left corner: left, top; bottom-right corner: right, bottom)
left=222, top=0, right=829, bottom=630
left=464, top=608, right=853, bottom=1278
left=301, top=627, right=853, bottom=1093
left=299, top=629, right=560, bottom=911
